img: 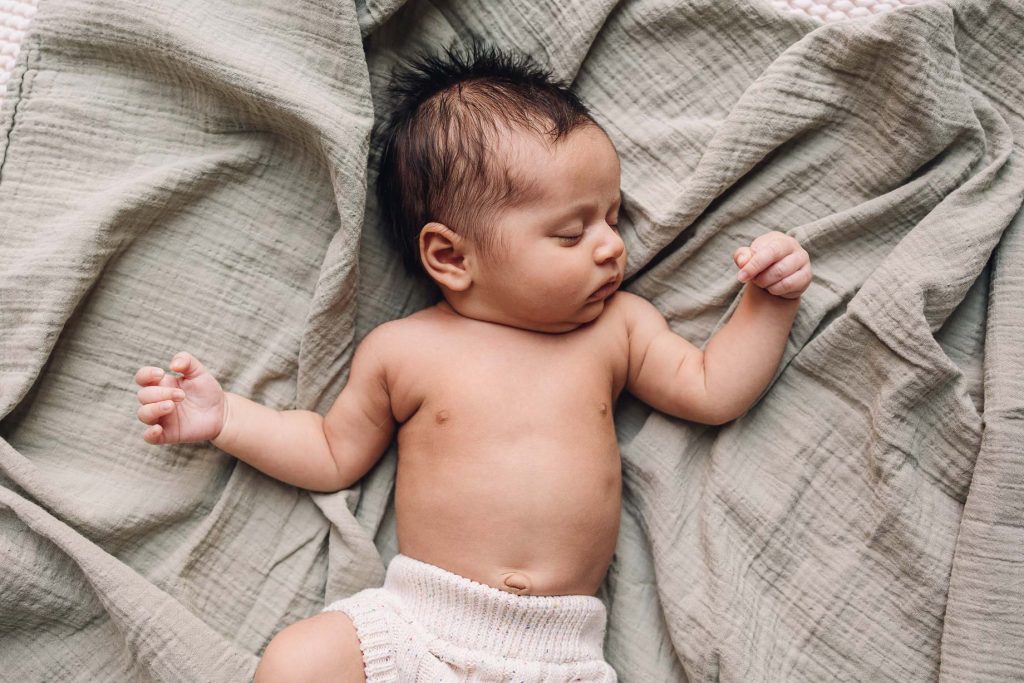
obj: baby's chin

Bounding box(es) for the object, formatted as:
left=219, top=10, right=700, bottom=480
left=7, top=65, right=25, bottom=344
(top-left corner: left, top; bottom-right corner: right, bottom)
left=517, top=300, right=610, bottom=334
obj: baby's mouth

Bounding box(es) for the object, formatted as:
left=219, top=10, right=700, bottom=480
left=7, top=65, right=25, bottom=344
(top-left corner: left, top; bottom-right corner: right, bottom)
left=588, top=276, right=621, bottom=302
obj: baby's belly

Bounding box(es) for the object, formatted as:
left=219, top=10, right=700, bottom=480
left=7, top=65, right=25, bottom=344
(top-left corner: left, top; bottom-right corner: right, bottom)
left=393, top=434, right=622, bottom=597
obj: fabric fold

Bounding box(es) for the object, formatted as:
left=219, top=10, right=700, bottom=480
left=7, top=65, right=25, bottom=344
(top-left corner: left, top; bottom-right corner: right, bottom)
left=1, top=0, right=1022, bottom=680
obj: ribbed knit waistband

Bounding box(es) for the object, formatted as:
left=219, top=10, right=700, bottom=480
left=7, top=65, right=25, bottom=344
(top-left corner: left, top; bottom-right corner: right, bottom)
left=383, top=554, right=609, bottom=663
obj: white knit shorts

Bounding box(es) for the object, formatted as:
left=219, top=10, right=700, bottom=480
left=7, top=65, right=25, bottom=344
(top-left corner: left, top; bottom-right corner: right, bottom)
left=322, top=554, right=617, bottom=682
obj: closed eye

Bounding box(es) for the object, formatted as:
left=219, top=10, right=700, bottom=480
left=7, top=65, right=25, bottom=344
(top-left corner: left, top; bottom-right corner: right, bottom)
left=556, top=233, right=583, bottom=244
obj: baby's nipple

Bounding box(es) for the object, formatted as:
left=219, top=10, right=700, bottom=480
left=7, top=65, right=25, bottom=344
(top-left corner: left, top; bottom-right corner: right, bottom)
left=500, top=572, right=532, bottom=595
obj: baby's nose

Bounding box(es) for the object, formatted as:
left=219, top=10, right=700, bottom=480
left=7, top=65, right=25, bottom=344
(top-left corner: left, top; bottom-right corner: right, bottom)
left=595, top=225, right=625, bottom=263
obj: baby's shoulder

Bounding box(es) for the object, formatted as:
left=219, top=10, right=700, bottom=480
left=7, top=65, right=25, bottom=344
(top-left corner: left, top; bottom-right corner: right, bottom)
left=357, top=315, right=414, bottom=351
left=356, top=307, right=444, bottom=360
left=601, top=290, right=663, bottom=329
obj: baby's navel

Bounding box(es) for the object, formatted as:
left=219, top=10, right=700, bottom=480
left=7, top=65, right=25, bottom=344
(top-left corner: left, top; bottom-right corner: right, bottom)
left=435, top=409, right=450, bottom=425
left=500, top=572, right=532, bottom=595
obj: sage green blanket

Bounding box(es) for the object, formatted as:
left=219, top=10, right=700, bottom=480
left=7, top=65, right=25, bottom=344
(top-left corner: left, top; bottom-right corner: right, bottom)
left=1, top=0, right=1022, bottom=680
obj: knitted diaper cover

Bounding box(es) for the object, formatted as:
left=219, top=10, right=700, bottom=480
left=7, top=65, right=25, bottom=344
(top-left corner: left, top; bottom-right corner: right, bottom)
left=322, top=554, right=617, bottom=682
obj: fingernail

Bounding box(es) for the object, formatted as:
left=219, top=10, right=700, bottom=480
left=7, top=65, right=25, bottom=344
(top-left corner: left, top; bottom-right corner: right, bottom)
left=161, top=401, right=173, bottom=410
left=173, top=390, right=186, bottom=400
left=738, top=271, right=749, bottom=282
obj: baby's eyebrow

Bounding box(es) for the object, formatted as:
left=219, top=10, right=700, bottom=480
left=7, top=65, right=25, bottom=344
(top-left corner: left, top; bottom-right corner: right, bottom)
left=553, top=195, right=622, bottom=220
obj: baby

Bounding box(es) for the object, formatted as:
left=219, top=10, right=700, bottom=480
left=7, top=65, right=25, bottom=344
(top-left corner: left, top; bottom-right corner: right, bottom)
left=133, top=46, right=811, bottom=682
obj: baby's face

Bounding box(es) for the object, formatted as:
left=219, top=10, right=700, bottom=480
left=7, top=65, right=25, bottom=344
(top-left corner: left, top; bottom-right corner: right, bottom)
left=466, top=125, right=626, bottom=333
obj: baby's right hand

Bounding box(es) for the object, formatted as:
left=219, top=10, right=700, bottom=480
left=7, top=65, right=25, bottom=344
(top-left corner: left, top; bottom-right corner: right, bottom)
left=134, top=352, right=226, bottom=445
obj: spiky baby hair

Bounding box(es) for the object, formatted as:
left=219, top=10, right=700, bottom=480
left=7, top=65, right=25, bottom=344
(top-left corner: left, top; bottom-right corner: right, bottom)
left=376, top=43, right=599, bottom=278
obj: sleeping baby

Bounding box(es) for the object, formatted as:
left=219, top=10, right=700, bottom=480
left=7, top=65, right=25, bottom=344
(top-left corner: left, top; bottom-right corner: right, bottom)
left=133, top=46, right=811, bottom=682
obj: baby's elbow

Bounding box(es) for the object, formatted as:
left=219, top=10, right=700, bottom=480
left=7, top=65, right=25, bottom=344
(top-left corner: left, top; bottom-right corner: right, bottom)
left=708, top=403, right=754, bottom=426
left=697, top=411, right=730, bottom=427
left=696, top=399, right=739, bottom=426
left=672, top=403, right=732, bottom=427
left=320, top=447, right=360, bottom=493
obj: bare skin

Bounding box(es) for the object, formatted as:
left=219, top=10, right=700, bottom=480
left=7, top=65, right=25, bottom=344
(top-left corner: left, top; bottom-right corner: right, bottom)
left=385, top=298, right=628, bottom=597
left=254, top=612, right=365, bottom=682
left=135, top=125, right=812, bottom=679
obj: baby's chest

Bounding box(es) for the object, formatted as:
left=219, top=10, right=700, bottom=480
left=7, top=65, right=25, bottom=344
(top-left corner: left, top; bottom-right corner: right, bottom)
left=400, top=371, right=617, bottom=448
left=391, top=330, right=627, bottom=427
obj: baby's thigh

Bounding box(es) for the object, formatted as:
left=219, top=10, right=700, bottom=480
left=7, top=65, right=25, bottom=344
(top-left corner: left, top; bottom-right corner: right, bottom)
left=254, top=611, right=365, bottom=683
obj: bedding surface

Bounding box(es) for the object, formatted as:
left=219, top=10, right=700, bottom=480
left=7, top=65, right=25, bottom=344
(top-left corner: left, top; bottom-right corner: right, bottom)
left=0, top=1, right=934, bottom=108
left=1, top=0, right=1022, bottom=681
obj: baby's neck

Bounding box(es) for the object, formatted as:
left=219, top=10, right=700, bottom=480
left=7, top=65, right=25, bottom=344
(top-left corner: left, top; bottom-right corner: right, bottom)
left=435, top=297, right=589, bottom=335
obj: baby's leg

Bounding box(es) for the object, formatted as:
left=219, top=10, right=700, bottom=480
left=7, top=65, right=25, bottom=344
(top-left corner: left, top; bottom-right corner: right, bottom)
left=255, top=611, right=366, bottom=683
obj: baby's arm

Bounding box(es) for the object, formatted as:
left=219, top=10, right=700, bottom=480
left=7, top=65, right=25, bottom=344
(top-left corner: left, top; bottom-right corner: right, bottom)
left=135, top=329, right=395, bottom=492
left=213, top=329, right=395, bottom=491
left=624, top=231, right=810, bottom=425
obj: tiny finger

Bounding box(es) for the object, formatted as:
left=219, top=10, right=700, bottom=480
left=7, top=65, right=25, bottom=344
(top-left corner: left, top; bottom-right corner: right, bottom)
left=750, top=230, right=792, bottom=252
left=143, top=424, right=164, bottom=445
left=137, top=401, right=176, bottom=425
left=752, top=251, right=806, bottom=289
left=137, top=386, right=187, bottom=405
left=134, top=366, right=166, bottom=387
left=738, top=241, right=783, bottom=282
left=767, top=264, right=813, bottom=297
left=169, top=352, right=206, bottom=379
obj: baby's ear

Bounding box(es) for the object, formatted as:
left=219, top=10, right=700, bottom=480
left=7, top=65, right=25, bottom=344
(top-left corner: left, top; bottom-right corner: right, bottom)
left=419, top=222, right=472, bottom=292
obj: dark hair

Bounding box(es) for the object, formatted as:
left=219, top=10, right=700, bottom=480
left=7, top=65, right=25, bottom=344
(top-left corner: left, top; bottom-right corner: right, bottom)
left=375, top=43, right=599, bottom=278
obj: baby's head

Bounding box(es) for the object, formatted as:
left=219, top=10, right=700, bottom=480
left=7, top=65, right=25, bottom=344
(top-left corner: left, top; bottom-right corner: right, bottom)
left=378, top=44, right=625, bottom=333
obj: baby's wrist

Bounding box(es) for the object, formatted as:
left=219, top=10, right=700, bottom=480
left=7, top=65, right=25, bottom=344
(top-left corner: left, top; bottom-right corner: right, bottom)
left=211, top=392, right=234, bottom=448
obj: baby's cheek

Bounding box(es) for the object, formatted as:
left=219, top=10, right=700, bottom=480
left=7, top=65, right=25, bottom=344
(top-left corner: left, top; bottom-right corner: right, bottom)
left=546, top=269, right=586, bottom=297
left=521, top=257, right=590, bottom=302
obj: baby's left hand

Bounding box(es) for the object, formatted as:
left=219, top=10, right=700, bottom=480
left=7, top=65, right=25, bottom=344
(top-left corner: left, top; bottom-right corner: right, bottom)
left=733, top=231, right=812, bottom=300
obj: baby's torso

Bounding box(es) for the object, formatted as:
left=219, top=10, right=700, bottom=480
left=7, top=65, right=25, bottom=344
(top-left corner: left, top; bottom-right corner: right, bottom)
left=383, top=298, right=630, bottom=597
